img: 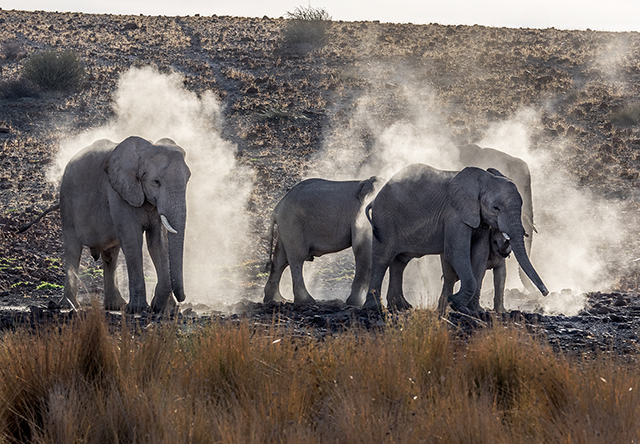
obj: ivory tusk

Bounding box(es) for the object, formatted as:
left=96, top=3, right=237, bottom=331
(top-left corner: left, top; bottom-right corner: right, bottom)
left=161, top=214, right=178, bottom=234
left=502, top=232, right=510, bottom=241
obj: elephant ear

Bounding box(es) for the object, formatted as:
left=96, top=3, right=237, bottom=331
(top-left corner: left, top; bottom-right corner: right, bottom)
left=105, top=136, right=149, bottom=207
left=487, top=167, right=506, bottom=178
left=155, top=138, right=177, bottom=146
left=446, top=167, right=482, bottom=228
left=357, top=176, right=379, bottom=203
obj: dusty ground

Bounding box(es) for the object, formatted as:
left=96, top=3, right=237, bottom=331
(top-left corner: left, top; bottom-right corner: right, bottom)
left=2, top=9, right=640, bottom=354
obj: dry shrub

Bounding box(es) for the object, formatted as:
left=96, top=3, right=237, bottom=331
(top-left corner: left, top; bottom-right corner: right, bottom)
left=20, top=49, right=85, bottom=92
left=0, top=308, right=639, bottom=443
left=282, top=5, right=332, bottom=47
left=0, top=78, right=39, bottom=100
left=610, top=103, right=640, bottom=127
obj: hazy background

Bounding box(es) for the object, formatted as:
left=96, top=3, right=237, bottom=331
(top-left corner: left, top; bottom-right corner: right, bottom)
left=3, top=0, right=640, bottom=32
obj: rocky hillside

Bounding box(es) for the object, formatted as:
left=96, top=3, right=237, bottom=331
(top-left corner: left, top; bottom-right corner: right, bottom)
left=2, top=9, right=640, bottom=308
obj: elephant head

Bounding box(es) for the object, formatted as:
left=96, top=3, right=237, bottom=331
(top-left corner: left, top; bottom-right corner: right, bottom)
left=447, top=167, right=548, bottom=297
left=105, top=136, right=191, bottom=303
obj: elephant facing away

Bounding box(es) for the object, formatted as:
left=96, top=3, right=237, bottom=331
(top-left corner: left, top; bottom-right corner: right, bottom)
left=59, top=136, right=191, bottom=313
left=457, top=143, right=536, bottom=293
left=363, top=164, right=548, bottom=312
left=437, top=224, right=512, bottom=315
left=263, top=177, right=378, bottom=306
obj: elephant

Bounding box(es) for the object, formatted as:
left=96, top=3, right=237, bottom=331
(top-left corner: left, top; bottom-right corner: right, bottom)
left=362, top=164, right=548, bottom=312
left=58, top=136, right=191, bottom=313
left=437, top=224, right=512, bottom=315
left=263, top=176, right=378, bottom=306
left=457, top=143, right=536, bottom=293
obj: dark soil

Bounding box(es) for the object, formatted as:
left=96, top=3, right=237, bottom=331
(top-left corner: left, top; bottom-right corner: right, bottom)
left=2, top=10, right=640, bottom=355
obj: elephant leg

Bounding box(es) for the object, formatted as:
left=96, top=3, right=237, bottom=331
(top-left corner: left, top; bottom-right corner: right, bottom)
left=289, top=258, right=315, bottom=305
left=120, top=229, right=149, bottom=313
left=438, top=257, right=457, bottom=315
left=60, top=237, right=82, bottom=310
left=493, top=259, right=507, bottom=313
left=466, top=233, right=491, bottom=313
left=445, top=230, right=477, bottom=310
left=345, top=238, right=371, bottom=307
left=363, top=243, right=394, bottom=310
left=146, top=227, right=173, bottom=313
left=101, top=245, right=126, bottom=311
left=263, top=237, right=288, bottom=303
left=386, top=256, right=413, bottom=311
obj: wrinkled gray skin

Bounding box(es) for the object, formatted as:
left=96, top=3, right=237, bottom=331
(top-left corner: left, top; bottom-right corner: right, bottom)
left=263, top=177, right=378, bottom=306
left=59, top=136, right=191, bottom=313
left=437, top=225, right=512, bottom=315
left=458, top=144, right=536, bottom=293
left=363, top=164, right=548, bottom=311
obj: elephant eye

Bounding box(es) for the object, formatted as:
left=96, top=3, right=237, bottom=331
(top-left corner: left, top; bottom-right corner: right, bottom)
left=153, top=180, right=161, bottom=187
left=492, top=206, right=500, bottom=212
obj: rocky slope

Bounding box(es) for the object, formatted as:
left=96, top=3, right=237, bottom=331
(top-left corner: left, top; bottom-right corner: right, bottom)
left=2, top=10, right=640, bottom=348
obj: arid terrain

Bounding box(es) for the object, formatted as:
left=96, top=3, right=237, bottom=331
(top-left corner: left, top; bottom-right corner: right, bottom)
left=2, top=9, right=640, bottom=354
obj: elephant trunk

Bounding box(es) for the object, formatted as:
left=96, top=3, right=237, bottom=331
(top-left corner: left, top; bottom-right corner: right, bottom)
left=501, top=215, right=548, bottom=297
left=161, top=201, right=187, bottom=303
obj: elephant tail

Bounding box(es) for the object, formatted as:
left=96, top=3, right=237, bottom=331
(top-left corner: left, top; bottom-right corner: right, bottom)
left=17, top=203, right=60, bottom=233
left=365, top=202, right=382, bottom=242
left=265, top=213, right=276, bottom=272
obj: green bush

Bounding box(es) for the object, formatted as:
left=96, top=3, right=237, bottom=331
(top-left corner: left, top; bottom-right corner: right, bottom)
left=21, top=49, right=85, bottom=92
left=282, top=5, right=332, bottom=47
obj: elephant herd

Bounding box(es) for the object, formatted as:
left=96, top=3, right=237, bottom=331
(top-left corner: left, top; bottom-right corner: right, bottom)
left=265, top=160, right=548, bottom=314
left=25, top=136, right=548, bottom=314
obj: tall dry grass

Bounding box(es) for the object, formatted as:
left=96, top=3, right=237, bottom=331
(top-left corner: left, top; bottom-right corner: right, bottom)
left=0, top=305, right=638, bottom=443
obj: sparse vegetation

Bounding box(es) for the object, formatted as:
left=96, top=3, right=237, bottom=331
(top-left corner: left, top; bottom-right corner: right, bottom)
left=35, top=282, right=63, bottom=290
left=0, top=306, right=638, bottom=442
left=282, top=5, right=332, bottom=47
left=610, top=103, right=640, bottom=127
left=20, top=49, right=85, bottom=92
left=0, top=77, right=39, bottom=100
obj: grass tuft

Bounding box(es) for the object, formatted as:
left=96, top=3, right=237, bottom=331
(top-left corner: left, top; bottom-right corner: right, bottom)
left=282, top=5, right=332, bottom=47
left=20, top=49, right=85, bottom=92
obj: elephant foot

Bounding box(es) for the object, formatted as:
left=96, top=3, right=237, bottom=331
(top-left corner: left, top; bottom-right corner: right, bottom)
left=58, top=296, right=79, bottom=311
left=104, top=294, right=127, bottom=311
left=344, top=293, right=363, bottom=307
left=362, top=290, right=384, bottom=311
left=447, top=294, right=467, bottom=312
left=494, top=303, right=506, bottom=313
left=125, top=300, right=150, bottom=314
left=151, top=294, right=176, bottom=314
left=387, top=296, right=413, bottom=312
left=293, top=293, right=316, bottom=306
left=263, top=291, right=287, bottom=304
left=467, top=301, right=483, bottom=314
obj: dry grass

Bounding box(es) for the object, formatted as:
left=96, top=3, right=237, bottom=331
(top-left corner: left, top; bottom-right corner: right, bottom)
left=0, top=306, right=637, bottom=443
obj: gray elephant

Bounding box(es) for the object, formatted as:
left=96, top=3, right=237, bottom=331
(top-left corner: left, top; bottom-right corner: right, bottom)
left=363, top=164, right=548, bottom=311
left=437, top=225, right=512, bottom=315
left=59, top=136, right=191, bottom=313
left=263, top=177, right=378, bottom=306
left=457, top=143, right=536, bottom=293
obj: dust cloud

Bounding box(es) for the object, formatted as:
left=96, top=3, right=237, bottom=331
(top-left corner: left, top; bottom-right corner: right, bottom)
left=49, top=66, right=253, bottom=310
left=304, top=72, right=628, bottom=315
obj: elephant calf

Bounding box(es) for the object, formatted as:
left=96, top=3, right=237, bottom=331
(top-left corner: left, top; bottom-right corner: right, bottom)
left=59, top=136, right=191, bottom=313
left=437, top=225, right=512, bottom=314
left=263, top=177, right=378, bottom=306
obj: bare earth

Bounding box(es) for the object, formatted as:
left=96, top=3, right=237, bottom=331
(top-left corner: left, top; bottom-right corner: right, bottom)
left=2, top=9, right=640, bottom=356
